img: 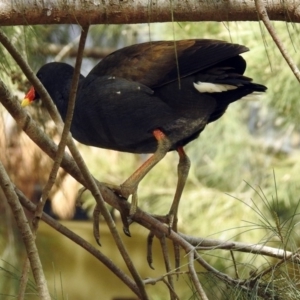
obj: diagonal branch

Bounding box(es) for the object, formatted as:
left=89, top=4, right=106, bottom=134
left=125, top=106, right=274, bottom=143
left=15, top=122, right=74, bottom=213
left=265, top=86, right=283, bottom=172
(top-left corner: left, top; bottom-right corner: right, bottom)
left=180, top=233, right=296, bottom=259
left=188, top=252, right=208, bottom=300
left=33, top=25, right=89, bottom=231
left=158, top=235, right=176, bottom=300
left=0, top=162, right=50, bottom=300
left=255, top=0, right=300, bottom=83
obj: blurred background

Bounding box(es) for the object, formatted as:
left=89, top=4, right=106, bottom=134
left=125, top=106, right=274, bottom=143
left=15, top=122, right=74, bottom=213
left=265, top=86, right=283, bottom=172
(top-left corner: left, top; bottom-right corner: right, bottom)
left=1, top=22, right=300, bottom=299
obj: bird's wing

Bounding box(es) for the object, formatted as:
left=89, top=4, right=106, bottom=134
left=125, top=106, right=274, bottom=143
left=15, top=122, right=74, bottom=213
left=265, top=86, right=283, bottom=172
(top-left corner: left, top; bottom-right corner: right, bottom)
left=88, top=39, right=248, bottom=88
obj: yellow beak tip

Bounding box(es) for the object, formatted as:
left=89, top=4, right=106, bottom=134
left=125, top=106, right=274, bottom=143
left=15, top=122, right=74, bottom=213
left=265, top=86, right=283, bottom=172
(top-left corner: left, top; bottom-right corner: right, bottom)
left=21, top=98, right=31, bottom=107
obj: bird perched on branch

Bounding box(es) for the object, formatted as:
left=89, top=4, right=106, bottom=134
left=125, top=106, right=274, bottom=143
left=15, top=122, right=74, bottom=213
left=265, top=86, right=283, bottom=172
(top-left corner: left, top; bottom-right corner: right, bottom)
left=22, top=39, right=267, bottom=234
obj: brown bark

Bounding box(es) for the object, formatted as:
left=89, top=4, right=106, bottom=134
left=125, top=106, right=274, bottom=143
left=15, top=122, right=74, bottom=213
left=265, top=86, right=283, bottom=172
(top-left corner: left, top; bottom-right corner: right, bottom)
left=0, top=0, right=299, bottom=26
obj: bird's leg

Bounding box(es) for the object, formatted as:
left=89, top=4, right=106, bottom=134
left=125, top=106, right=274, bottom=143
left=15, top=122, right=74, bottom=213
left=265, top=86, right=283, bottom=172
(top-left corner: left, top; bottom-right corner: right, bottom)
left=169, top=147, right=190, bottom=270
left=167, top=146, right=191, bottom=231
left=152, top=146, right=190, bottom=229
left=120, top=129, right=172, bottom=216
left=147, top=147, right=190, bottom=270
left=100, top=130, right=171, bottom=236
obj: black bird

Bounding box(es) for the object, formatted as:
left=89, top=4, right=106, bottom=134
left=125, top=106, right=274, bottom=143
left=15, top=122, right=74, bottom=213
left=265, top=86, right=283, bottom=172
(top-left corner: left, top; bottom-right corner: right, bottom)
left=22, top=39, right=267, bottom=232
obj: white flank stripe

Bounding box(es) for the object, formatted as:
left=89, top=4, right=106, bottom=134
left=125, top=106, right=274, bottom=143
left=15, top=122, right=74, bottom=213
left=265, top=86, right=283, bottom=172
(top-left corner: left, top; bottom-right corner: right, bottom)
left=193, top=81, right=238, bottom=93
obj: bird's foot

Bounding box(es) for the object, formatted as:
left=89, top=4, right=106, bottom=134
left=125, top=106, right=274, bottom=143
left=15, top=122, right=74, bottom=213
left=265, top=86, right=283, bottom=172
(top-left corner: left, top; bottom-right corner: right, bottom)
left=151, top=212, right=178, bottom=234
left=103, top=182, right=128, bottom=199
left=103, top=182, right=139, bottom=236
left=122, top=187, right=139, bottom=236
left=104, top=182, right=136, bottom=202
left=76, top=186, right=88, bottom=207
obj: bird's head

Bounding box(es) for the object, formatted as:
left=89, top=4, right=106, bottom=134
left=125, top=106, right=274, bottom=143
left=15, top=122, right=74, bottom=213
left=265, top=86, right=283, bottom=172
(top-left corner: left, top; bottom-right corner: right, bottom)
left=21, top=62, right=77, bottom=108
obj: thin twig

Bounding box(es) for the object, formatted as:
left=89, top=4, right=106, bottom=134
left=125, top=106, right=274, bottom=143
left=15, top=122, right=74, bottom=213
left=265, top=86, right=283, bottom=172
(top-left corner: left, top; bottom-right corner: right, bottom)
left=248, top=249, right=300, bottom=283
left=0, top=162, right=50, bottom=300
left=54, top=36, right=80, bottom=62
left=17, top=258, right=30, bottom=300
left=179, top=233, right=296, bottom=259
left=159, top=235, right=176, bottom=300
left=192, top=250, right=240, bottom=286
left=255, top=0, right=300, bottom=83
left=33, top=25, right=89, bottom=231
left=143, top=271, right=186, bottom=285
left=161, top=278, right=179, bottom=300
left=188, top=252, right=208, bottom=300
left=230, top=250, right=239, bottom=279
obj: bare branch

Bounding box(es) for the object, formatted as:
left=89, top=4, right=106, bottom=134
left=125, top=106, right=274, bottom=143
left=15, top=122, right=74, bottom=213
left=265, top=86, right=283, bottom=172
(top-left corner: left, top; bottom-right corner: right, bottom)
left=18, top=259, right=30, bottom=300
left=0, top=0, right=300, bottom=25
left=255, top=0, right=300, bottom=83
left=33, top=25, right=89, bottom=232
left=247, top=249, right=300, bottom=285
left=180, top=233, right=296, bottom=259
left=230, top=251, right=239, bottom=279
left=159, top=235, right=176, bottom=300
left=188, top=252, right=208, bottom=300
left=54, top=36, right=80, bottom=62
